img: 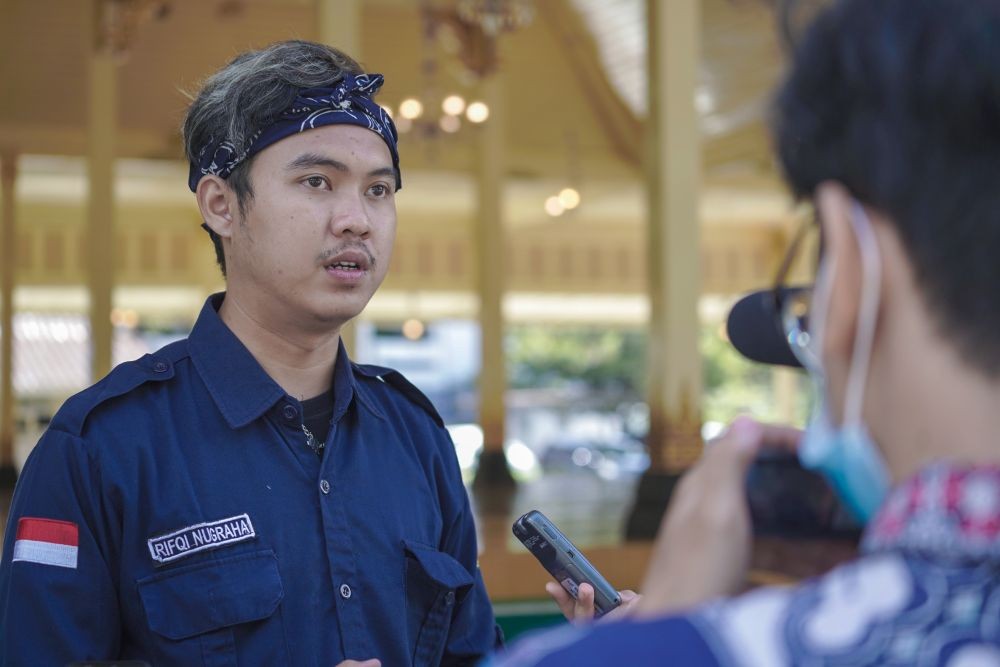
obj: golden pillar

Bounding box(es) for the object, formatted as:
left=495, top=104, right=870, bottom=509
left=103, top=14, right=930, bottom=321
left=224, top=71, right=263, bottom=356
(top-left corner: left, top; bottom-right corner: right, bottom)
left=87, top=0, right=117, bottom=381
left=0, top=151, right=17, bottom=485
left=318, top=0, right=361, bottom=59
left=627, top=0, right=703, bottom=537
left=472, top=74, right=514, bottom=491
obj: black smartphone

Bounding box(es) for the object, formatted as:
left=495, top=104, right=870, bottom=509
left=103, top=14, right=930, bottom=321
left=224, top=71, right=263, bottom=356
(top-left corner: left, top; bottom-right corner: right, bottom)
left=512, top=510, right=622, bottom=618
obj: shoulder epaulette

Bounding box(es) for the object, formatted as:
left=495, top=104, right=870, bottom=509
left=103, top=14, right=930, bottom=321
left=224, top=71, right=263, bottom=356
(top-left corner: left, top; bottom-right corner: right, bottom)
left=352, top=363, right=445, bottom=428
left=56, top=341, right=186, bottom=436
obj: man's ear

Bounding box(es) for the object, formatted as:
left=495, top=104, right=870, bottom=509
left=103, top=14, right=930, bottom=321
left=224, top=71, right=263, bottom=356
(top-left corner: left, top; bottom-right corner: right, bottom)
left=814, top=181, right=864, bottom=382
left=196, top=175, right=238, bottom=239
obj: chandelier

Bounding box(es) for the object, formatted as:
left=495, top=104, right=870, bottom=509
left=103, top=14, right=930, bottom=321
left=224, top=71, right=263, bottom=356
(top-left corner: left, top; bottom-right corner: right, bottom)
left=389, top=0, right=536, bottom=142
left=393, top=92, right=490, bottom=137
left=456, top=0, right=535, bottom=37
left=390, top=1, right=496, bottom=142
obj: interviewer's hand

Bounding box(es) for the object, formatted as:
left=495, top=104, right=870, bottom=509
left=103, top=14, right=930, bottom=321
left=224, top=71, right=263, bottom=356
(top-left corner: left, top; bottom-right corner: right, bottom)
left=634, top=417, right=802, bottom=618
left=545, top=581, right=641, bottom=623
left=335, top=660, right=380, bottom=666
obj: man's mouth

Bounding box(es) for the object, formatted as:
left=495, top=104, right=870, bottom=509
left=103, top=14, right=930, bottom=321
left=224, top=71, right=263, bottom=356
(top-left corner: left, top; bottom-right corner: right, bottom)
left=327, top=261, right=361, bottom=270
left=321, top=248, right=373, bottom=274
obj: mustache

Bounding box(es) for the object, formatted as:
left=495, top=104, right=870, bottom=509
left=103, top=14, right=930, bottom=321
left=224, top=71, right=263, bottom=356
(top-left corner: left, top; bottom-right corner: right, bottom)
left=316, top=243, right=376, bottom=267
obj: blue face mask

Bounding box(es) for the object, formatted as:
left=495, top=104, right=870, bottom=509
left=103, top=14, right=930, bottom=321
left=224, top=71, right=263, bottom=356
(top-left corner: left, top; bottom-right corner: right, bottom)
left=797, top=202, right=891, bottom=524
left=799, top=401, right=889, bottom=523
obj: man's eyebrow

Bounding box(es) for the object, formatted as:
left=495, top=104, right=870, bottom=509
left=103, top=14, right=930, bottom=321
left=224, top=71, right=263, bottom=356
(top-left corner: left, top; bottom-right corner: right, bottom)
left=285, top=153, right=349, bottom=172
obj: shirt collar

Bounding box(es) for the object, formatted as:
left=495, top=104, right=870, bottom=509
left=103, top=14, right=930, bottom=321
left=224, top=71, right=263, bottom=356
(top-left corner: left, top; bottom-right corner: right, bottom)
left=189, top=293, right=360, bottom=429
left=863, top=461, right=1000, bottom=563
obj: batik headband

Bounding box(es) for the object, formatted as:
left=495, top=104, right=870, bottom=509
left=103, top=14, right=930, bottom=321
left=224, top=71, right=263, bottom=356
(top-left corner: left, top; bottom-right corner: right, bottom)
left=188, top=73, right=400, bottom=192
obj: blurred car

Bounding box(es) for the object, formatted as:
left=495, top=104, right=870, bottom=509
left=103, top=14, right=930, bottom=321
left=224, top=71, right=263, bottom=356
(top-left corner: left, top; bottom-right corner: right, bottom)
left=538, top=436, right=650, bottom=479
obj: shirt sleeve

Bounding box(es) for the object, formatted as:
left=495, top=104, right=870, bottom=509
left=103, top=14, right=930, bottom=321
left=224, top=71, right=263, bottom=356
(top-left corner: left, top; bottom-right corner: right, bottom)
left=484, top=614, right=724, bottom=667
left=435, top=436, right=504, bottom=665
left=0, top=427, right=121, bottom=665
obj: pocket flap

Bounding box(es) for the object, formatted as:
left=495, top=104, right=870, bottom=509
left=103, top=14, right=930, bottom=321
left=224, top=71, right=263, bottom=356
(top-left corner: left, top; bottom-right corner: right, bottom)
left=138, top=550, right=283, bottom=640
left=403, top=540, right=475, bottom=592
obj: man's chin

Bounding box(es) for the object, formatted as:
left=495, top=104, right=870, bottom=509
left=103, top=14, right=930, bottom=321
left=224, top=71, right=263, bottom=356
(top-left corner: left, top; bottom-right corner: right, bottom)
left=312, top=301, right=370, bottom=330
left=303, top=285, right=379, bottom=330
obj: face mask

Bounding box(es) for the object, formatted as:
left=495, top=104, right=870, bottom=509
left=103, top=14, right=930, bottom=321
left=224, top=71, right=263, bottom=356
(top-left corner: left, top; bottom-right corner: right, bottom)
left=798, top=202, right=891, bottom=524
left=799, top=405, right=890, bottom=523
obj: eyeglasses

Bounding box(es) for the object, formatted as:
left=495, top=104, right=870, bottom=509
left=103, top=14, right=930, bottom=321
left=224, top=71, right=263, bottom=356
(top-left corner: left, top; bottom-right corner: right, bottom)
left=771, top=217, right=823, bottom=372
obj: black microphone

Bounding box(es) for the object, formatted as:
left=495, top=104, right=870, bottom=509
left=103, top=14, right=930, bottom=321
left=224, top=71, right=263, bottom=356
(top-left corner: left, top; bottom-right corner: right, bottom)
left=726, top=287, right=807, bottom=368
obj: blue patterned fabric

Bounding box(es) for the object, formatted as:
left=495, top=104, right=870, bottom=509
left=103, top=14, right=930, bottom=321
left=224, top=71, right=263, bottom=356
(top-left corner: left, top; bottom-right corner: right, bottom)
left=188, top=73, right=400, bottom=192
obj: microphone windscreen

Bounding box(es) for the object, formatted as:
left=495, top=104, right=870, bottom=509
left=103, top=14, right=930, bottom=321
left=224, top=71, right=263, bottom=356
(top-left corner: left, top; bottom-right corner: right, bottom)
left=726, top=288, right=807, bottom=368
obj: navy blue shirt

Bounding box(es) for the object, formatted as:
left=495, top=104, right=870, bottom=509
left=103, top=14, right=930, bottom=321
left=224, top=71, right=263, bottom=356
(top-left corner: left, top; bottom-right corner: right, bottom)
left=0, top=294, right=500, bottom=666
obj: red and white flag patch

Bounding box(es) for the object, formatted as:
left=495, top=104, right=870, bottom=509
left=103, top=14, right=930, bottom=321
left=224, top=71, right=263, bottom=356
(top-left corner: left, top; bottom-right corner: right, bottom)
left=12, top=518, right=79, bottom=569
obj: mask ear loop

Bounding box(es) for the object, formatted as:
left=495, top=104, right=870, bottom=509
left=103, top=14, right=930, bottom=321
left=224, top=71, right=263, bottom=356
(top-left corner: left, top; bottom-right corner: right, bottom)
left=806, top=248, right=834, bottom=377
left=843, top=202, right=882, bottom=427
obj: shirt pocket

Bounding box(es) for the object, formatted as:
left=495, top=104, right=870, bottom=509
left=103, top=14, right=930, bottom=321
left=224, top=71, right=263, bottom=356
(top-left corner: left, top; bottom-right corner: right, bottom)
left=403, top=540, right=475, bottom=667
left=137, top=549, right=288, bottom=667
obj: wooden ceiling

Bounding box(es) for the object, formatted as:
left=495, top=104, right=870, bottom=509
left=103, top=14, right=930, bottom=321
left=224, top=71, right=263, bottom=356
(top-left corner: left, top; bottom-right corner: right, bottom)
left=0, top=0, right=787, bottom=178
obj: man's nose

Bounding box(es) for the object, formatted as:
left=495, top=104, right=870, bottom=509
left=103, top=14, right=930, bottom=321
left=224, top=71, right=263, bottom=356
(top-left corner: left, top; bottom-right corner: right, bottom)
left=330, top=193, right=372, bottom=237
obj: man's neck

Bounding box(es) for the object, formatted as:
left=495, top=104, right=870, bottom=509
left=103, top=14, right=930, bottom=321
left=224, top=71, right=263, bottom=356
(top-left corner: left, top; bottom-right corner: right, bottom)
left=218, top=293, right=341, bottom=400
left=870, top=291, right=1000, bottom=482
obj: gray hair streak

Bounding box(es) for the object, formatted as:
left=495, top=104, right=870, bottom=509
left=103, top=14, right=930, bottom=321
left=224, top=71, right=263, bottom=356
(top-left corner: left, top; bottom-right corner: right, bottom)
left=182, top=40, right=363, bottom=167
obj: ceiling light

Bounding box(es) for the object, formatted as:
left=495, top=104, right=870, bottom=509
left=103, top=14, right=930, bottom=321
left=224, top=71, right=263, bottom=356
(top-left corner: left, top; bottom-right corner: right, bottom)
left=399, top=98, right=424, bottom=120
left=439, top=115, right=462, bottom=133
left=466, top=101, right=490, bottom=123
left=558, top=187, right=581, bottom=210
left=544, top=196, right=565, bottom=217
left=442, top=95, right=466, bottom=116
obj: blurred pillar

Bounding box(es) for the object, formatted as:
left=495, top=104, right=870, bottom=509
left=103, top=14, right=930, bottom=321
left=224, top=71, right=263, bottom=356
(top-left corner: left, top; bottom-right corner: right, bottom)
left=626, top=0, right=702, bottom=539
left=318, top=0, right=361, bottom=58
left=0, top=151, right=17, bottom=486
left=472, top=74, right=515, bottom=495
left=87, top=0, right=117, bottom=381
left=318, top=0, right=361, bottom=357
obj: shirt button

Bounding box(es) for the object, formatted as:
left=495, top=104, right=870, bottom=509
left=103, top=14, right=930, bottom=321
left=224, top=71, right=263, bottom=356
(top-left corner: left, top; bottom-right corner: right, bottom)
left=282, top=404, right=297, bottom=420
left=445, top=591, right=456, bottom=606
left=340, top=584, right=352, bottom=599
left=320, top=479, right=331, bottom=494
left=152, top=361, right=169, bottom=373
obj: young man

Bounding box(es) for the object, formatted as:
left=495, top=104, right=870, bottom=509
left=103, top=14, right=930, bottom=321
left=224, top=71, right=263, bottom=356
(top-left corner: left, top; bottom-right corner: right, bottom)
left=493, top=0, right=1000, bottom=664
left=0, top=40, right=500, bottom=666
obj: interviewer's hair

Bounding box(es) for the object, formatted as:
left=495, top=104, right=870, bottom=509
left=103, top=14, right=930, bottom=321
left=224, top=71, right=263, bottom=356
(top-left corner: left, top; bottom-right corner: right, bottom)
left=773, top=0, right=1000, bottom=376
left=182, top=40, right=363, bottom=276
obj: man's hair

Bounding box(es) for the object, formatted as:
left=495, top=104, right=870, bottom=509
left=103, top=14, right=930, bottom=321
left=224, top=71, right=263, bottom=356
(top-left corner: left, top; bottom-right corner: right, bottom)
left=182, top=40, right=363, bottom=276
left=774, top=0, right=1000, bottom=376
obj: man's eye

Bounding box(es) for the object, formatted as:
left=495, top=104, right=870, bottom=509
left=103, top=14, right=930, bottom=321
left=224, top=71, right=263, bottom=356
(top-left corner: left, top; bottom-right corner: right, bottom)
left=369, top=184, right=389, bottom=197
left=305, top=176, right=327, bottom=189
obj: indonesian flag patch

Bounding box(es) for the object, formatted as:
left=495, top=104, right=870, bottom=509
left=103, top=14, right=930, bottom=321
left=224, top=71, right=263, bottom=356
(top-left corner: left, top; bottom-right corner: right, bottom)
left=12, top=518, right=79, bottom=569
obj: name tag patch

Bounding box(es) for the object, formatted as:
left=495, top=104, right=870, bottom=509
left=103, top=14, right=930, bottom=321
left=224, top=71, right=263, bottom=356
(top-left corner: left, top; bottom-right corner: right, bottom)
left=148, top=514, right=255, bottom=565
